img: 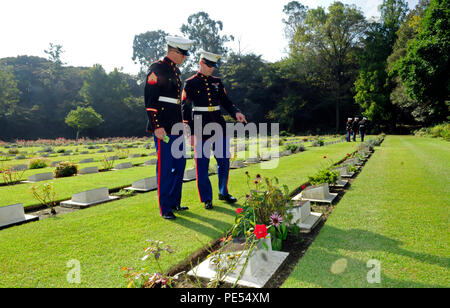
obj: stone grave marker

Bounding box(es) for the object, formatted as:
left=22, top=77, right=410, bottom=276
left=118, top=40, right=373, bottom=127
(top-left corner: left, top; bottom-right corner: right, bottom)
left=335, top=166, right=354, bottom=178
left=245, top=157, right=260, bottom=164
left=79, top=158, right=94, bottom=164
left=260, top=153, right=271, bottom=161
left=15, top=155, right=26, bottom=160
left=230, top=160, right=245, bottom=169
left=78, top=166, right=99, bottom=175
left=299, top=183, right=338, bottom=203
left=113, top=162, right=133, bottom=170
left=183, top=168, right=196, bottom=182
left=287, top=199, right=322, bottom=233
left=0, top=203, right=38, bottom=230
left=143, top=159, right=158, bottom=166
left=188, top=235, right=289, bottom=288
left=60, top=187, right=118, bottom=209
left=10, top=164, right=28, bottom=171
left=125, top=177, right=157, bottom=192
left=106, top=156, right=119, bottom=161
left=129, top=154, right=141, bottom=158
left=24, top=172, right=53, bottom=183
left=51, top=161, right=62, bottom=167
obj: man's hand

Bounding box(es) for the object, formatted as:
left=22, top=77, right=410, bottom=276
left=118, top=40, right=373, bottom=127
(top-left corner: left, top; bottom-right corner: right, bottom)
left=154, top=127, right=167, bottom=140
left=235, top=112, right=247, bottom=124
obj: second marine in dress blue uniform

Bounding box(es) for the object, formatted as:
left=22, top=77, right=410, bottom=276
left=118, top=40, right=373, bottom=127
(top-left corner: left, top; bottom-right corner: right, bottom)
left=181, top=50, right=246, bottom=209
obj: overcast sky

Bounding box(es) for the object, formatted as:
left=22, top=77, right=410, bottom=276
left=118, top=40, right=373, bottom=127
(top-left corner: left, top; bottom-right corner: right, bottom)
left=0, top=0, right=419, bottom=75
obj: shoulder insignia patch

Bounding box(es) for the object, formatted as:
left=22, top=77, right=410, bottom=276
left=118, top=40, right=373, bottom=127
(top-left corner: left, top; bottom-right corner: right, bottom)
left=147, top=72, right=158, bottom=85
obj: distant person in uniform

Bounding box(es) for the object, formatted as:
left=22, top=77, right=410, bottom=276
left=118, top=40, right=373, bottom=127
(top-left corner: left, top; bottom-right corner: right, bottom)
left=181, top=49, right=247, bottom=210
left=144, top=36, right=193, bottom=220
left=352, top=117, right=359, bottom=142
left=346, top=118, right=353, bottom=142
left=359, top=117, right=367, bottom=142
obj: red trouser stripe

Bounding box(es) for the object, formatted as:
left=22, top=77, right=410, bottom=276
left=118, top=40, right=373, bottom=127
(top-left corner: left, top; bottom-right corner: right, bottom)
left=157, top=138, right=163, bottom=216
left=193, top=143, right=203, bottom=202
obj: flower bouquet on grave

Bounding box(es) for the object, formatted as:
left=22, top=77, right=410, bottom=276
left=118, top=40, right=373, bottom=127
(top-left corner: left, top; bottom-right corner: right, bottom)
left=30, top=183, right=57, bottom=215
left=307, top=155, right=339, bottom=186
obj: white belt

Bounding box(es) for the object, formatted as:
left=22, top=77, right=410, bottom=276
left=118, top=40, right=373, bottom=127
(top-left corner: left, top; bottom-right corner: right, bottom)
left=159, top=96, right=179, bottom=104
left=193, top=106, right=220, bottom=112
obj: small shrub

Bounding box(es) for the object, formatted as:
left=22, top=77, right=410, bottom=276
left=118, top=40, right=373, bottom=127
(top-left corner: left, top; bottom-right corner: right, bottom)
left=29, top=158, right=50, bottom=169
left=54, top=161, right=78, bottom=178
left=8, top=148, right=19, bottom=155
left=56, top=149, right=66, bottom=153
left=308, top=168, right=339, bottom=185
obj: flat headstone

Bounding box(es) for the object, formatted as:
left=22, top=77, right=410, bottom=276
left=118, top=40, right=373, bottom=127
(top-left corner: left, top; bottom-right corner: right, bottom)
left=280, top=150, right=292, bottom=156
left=183, top=168, right=196, bottom=181
left=0, top=203, right=38, bottom=230
left=125, top=177, right=157, bottom=192
left=51, top=161, right=62, bottom=167
left=128, top=154, right=141, bottom=158
left=10, top=164, right=28, bottom=171
left=25, top=172, right=53, bottom=183
left=188, top=235, right=288, bottom=288
left=260, top=153, right=271, bottom=161
left=335, top=166, right=355, bottom=178
left=78, top=166, right=99, bottom=175
left=113, top=162, right=133, bottom=170
left=80, top=151, right=89, bottom=154
left=60, top=187, right=118, bottom=209
left=106, top=156, right=119, bottom=161
left=298, top=183, right=337, bottom=204
left=79, top=158, right=94, bottom=164
left=230, top=160, right=245, bottom=169
left=143, top=159, right=158, bottom=166
left=15, top=155, right=26, bottom=160
left=245, top=157, right=260, bottom=164
left=287, top=199, right=322, bottom=233
left=97, top=150, right=106, bottom=153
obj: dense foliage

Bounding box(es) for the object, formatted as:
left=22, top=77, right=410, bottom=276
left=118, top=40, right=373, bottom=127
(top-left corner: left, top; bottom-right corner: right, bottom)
left=0, top=1, right=447, bottom=141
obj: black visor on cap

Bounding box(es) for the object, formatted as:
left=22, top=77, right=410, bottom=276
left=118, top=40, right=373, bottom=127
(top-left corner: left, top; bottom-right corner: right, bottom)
left=177, top=47, right=189, bottom=56
left=168, top=45, right=189, bottom=56
left=202, top=58, right=218, bottom=68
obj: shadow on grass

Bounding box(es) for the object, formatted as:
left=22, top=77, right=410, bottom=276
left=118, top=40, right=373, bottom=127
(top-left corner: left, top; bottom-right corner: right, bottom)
left=173, top=210, right=234, bottom=237
left=288, top=225, right=449, bottom=288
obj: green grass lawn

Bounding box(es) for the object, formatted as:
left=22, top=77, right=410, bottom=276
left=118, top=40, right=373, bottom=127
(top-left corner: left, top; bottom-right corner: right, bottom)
left=282, top=135, right=450, bottom=288
left=0, top=141, right=357, bottom=287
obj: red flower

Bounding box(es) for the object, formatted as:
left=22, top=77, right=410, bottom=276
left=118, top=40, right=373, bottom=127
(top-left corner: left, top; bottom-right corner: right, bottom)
left=347, top=153, right=350, bottom=156
left=301, top=185, right=306, bottom=190
left=236, top=208, right=244, bottom=214
left=323, top=155, right=327, bottom=159
left=254, top=224, right=268, bottom=239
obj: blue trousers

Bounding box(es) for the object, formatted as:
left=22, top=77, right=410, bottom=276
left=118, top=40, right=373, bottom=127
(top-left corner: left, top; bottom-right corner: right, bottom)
left=360, top=130, right=365, bottom=142
left=154, top=135, right=186, bottom=216
left=352, top=131, right=357, bottom=141
left=346, top=131, right=351, bottom=142
left=193, top=137, right=230, bottom=202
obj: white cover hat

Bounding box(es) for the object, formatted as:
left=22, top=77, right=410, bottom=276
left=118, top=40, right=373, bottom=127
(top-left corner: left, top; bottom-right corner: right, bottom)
left=166, top=36, right=194, bottom=55
left=199, top=49, right=221, bottom=67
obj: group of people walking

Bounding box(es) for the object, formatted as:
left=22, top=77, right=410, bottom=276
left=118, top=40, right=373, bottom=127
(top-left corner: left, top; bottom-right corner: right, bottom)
left=144, top=36, right=247, bottom=220
left=346, top=117, right=367, bottom=142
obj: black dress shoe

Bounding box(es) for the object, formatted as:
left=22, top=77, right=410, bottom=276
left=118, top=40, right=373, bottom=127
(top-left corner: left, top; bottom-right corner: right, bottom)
left=218, top=194, right=237, bottom=203
left=162, top=212, right=176, bottom=220
left=173, top=206, right=189, bottom=212
left=204, top=200, right=213, bottom=210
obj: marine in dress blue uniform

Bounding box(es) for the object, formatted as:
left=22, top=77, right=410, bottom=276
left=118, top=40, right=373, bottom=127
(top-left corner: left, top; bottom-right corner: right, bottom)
left=144, top=36, right=193, bottom=220
left=181, top=50, right=247, bottom=210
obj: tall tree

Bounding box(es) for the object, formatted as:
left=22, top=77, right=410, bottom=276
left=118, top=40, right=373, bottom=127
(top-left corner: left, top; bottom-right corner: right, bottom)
left=354, top=0, right=409, bottom=131
left=282, top=1, right=308, bottom=43
left=293, top=1, right=367, bottom=132
left=181, top=12, right=234, bottom=74
left=396, top=0, right=449, bottom=125
left=132, top=30, right=169, bottom=74
left=65, top=106, right=104, bottom=140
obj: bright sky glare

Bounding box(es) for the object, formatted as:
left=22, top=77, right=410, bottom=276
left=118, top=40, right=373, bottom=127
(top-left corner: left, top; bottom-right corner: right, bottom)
left=0, top=0, right=419, bottom=75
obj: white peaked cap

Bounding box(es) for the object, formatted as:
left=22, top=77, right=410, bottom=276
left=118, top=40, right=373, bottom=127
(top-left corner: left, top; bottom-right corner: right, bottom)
left=199, top=49, right=221, bottom=63
left=348, top=118, right=352, bottom=120
left=166, top=36, right=194, bottom=52
left=363, top=117, right=367, bottom=120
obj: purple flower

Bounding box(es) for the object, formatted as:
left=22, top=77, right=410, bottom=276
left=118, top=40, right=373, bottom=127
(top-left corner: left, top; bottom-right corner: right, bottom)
left=270, top=212, right=283, bottom=227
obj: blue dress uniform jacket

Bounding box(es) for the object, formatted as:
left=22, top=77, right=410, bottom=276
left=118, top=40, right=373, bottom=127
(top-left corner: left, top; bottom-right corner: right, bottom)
left=181, top=72, right=240, bottom=138
left=181, top=72, right=240, bottom=202
left=145, top=57, right=183, bottom=134
left=144, top=56, right=186, bottom=217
